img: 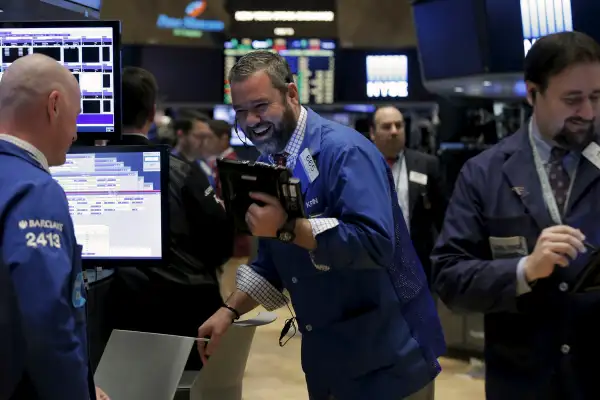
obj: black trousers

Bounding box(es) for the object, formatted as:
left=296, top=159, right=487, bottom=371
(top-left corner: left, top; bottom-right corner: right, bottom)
left=87, top=276, right=115, bottom=373
left=106, top=272, right=223, bottom=371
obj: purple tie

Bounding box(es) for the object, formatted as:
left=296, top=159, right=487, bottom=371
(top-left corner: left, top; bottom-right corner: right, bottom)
left=548, top=147, right=570, bottom=215
left=273, top=153, right=287, bottom=167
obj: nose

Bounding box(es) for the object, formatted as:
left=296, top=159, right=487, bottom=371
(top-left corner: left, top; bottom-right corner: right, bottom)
left=245, top=111, right=262, bottom=127
left=578, top=99, right=595, bottom=121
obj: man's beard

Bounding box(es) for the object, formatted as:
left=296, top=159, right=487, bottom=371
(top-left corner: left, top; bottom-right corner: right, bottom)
left=554, top=117, right=597, bottom=151
left=247, top=102, right=297, bottom=155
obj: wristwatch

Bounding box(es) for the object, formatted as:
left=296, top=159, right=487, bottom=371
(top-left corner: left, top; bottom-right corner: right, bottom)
left=277, top=219, right=297, bottom=243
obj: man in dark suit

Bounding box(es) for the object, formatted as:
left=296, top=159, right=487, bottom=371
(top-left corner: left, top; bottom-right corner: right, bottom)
left=370, top=106, right=447, bottom=285
left=431, top=32, right=600, bottom=399
left=105, top=67, right=234, bottom=370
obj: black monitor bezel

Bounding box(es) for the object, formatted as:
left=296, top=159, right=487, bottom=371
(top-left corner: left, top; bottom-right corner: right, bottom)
left=0, top=20, right=122, bottom=141
left=60, top=145, right=170, bottom=268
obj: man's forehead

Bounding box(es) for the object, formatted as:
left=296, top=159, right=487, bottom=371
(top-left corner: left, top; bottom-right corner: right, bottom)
left=231, top=71, right=276, bottom=105
left=375, top=107, right=403, bottom=123
left=548, top=63, right=600, bottom=95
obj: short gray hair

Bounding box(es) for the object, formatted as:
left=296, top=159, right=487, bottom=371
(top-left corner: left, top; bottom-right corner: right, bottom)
left=228, top=50, right=293, bottom=93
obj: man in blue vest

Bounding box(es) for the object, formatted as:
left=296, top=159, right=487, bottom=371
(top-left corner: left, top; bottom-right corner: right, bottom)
left=198, top=51, right=445, bottom=399
left=0, top=54, right=95, bottom=398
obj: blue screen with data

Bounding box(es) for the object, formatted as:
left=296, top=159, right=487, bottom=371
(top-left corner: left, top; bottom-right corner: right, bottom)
left=50, top=151, right=163, bottom=259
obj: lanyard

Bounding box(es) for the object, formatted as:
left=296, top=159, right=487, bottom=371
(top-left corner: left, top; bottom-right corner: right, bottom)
left=528, top=119, right=578, bottom=224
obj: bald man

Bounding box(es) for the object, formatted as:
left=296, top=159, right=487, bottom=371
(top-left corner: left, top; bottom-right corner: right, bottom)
left=0, top=54, right=95, bottom=399
left=370, top=106, right=447, bottom=287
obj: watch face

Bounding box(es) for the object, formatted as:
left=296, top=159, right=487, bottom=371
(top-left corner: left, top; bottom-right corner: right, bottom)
left=280, top=231, right=293, bottom=242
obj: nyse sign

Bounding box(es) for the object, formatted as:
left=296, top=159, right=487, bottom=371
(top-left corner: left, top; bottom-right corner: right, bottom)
left=367, top=81, right=408, bottom=98
left=366, top=55, right=408, bottom=99
left=521, top=0, right=573, bottom=56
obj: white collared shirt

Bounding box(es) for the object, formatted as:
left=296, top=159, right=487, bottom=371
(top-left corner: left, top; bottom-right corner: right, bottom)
left=0, top=134, right=49, bottom=172
left=390, top=152, right=410, bottom=231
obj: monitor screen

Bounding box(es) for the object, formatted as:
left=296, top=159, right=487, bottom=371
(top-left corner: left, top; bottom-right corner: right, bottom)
left=0, top=21, right=121, bottom=139
left=224, top=38, right=335, bottom=105
left=49, top=145, right=169, bottom=266
left=366, top=54, right=409, bottom=99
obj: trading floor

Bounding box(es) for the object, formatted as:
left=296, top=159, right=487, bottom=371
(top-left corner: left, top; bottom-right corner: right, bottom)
left=243, top=307, right=485, bottom=400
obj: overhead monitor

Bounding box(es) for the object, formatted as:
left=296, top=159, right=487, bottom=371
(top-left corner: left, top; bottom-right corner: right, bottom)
left=520, top=0, right=573, bottom=56
left=224, top=38, right=335, bottom=105
left=0, top=20, right=122, bottom=140
left=49, top=145, right=169, bottom=267
left=366, top=54, right=408, bottom=99
left=40, top=0, right=103, bottom=18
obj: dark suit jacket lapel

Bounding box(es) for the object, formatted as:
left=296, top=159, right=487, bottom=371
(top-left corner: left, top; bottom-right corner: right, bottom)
left=567, top=142, right=600, bottom=214
left=501, top=127, right=554, bottom=230
left=405, top=149, right=425, bottom=216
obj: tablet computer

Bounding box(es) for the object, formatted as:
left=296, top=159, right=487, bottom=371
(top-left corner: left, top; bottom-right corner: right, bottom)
left=217, top=158, right=306, bottom=235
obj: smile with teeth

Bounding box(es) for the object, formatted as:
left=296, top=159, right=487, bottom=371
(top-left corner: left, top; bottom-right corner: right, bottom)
left=253, top=125, right=271, bottom=136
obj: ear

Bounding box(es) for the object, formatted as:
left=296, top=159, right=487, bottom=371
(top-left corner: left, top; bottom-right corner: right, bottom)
left=47, top=90, right=60, bottom=121
left=525, top=82, right=538, bottom=106
left=287, top=82, right=299, bottom=104
left=369, top=126, right=376, bottom=141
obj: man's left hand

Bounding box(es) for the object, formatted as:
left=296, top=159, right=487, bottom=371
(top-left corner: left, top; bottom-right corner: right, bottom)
left=246, top=192, right=287, bottom=238
left=96, top=387, right=110, bottom=400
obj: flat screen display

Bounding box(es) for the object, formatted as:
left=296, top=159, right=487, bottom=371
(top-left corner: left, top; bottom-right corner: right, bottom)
left=0, top=21, right=121, bottom=137
left=224, top=38, right=335, bottom=105
left=520, top=0, right=573, bottom=55
left=366, top=54, right=409, bottom=99
left=50, top=146, right=168, bottom=264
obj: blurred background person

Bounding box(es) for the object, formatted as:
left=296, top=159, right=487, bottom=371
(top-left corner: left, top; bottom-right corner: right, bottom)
left=107, top=67, right=234, bottom=371
left=172, top=111, right=217, bottom=188
left=370, top=105, right=447, bottom=286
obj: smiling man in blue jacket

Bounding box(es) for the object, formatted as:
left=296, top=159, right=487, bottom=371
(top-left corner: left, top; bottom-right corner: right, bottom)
left=198, top=51, right=445, bottom=400
left=0, top=54, right=95, bottom=399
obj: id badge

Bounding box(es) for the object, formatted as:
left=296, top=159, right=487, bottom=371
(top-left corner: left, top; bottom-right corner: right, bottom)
left=489, top=236, right=528, bottom=259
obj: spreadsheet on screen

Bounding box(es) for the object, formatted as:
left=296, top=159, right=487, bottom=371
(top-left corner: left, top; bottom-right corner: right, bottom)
left=0, top=26, right=116, bottom=134
left=50, top=151, right=164, bottom=259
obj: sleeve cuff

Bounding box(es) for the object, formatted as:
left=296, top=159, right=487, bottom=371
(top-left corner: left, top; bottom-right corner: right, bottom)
left=236, top=264, right=289, bottom=311
left=308, top=218, right=339, bottom=237
left=516, top=257, right=532, bottom=296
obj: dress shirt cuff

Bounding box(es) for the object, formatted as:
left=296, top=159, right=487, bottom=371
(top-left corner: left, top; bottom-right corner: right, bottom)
left=236, top=264, right=289, bottom=311
left=308, top=218, right=339, bottom=237
left=516, top=257, right=532, bottom=296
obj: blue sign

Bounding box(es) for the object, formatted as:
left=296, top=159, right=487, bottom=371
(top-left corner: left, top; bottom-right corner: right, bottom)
left=521, top=0, right=573, bottom=55
left=156, top=1, right=224, bottom=33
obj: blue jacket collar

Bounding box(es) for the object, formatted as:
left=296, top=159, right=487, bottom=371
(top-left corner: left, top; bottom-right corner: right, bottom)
left=301, top=108, right=323, bottom=157
left=0, top=139, right=48, bottom=173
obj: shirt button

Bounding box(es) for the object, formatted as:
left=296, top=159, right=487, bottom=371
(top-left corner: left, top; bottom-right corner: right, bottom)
left=559, top=282, right=569, bottom=292
left=291, top=277, right=298, bottom=284
left=561, top=344, right=570, bottom=354
left=305, top=324, right=313, bottom=332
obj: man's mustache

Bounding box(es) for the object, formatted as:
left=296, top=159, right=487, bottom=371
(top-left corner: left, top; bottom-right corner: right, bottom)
left=565, top=117, right=594, bottom=126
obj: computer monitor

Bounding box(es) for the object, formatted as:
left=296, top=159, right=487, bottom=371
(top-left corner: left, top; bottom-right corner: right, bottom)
left=0, top=20, right=122, bottom=140
left=224, top=38, right=335, bottom=105
left=366, top=54, right=409, bottom=99
left=49, top=145, right=169, bottom=267
left=40, top=0, right=103, bottom=18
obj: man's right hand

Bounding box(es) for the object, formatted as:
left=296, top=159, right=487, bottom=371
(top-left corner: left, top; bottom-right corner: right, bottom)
left=197, top=307, right=236, bottom=364
left=523, top=225, right=587, bottom=282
